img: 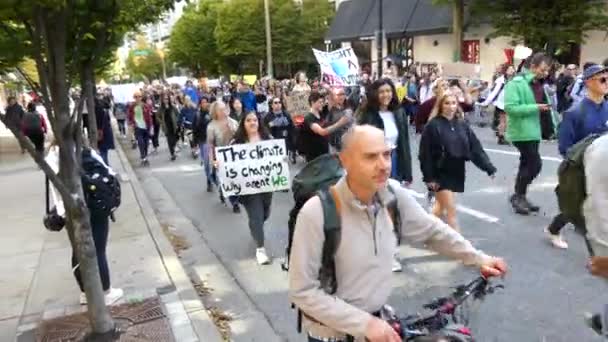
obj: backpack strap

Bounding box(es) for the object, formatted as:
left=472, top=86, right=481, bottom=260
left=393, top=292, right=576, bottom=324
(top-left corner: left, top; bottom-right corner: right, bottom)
left=318, top=186, right=341, bottom=295
left=386, top=185, right=402, bottom=245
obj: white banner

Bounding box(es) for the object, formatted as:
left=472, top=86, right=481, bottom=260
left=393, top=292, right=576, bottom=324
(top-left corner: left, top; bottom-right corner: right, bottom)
left=313, top=47, right=360, bottom=86
left=215, top=139, right=290, bottom=196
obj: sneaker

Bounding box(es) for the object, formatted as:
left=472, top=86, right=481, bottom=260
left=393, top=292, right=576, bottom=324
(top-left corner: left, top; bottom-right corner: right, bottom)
left=233, top=204, right=241, bottom=214
left=392, top=256, right=402, bottom=272
left=544, top=228, right=568, bottom=249
left=170, top=154, right=177, bottom=161
left=105, top=287, right=124, bottom=306
left=523, top=197, right=540, bottom=212
left=79, top=292, right=87, bottom=305
left=256, top=248, right=271, bottom=265
left=510, top=194, right=530, bottom=215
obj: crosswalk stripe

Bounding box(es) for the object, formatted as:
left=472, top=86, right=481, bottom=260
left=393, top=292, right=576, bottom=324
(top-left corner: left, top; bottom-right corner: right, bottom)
left=484, top=148, right=562, bottom=163
left=406, top=189, right=500, bottom=224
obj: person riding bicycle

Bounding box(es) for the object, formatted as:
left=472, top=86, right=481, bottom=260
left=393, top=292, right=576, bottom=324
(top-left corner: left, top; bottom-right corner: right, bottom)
left=288, top=125, right=508, bottom=342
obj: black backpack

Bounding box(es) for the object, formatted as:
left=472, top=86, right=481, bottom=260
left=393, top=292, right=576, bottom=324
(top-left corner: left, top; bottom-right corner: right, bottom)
left=22, top=111, right=42, bottom=135
left=81, top=149, right=121, bottom=216
left=284, top=154, right=401, bottom=333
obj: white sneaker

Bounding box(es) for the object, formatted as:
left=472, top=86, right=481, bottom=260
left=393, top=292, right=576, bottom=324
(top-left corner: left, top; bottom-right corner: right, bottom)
left=392, top=256, right=402, bottom=272
left=256, top=248, right=271, bottom=265
left=105, top=287, right=124, bottom=306
left=79, top=292, right=87, bottom=305
left=544, top=228, right=568, bottom=249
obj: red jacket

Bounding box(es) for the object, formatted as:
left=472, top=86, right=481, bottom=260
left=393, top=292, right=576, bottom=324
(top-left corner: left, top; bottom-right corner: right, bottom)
left=127, top=102, right=153, bottom=129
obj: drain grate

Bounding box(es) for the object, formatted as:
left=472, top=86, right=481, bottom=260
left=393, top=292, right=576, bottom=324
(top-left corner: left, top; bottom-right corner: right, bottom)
left=111, top=297, right=166, bottom=324
left=36, top=297, right=174, bottom=342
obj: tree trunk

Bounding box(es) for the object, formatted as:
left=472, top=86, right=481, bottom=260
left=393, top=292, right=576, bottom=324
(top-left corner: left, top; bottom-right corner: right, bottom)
left=81, top=62, right=98, bottom=149
left=31, top=5, right=113, bottom=335
left=452, top=0, right=464, bottom=62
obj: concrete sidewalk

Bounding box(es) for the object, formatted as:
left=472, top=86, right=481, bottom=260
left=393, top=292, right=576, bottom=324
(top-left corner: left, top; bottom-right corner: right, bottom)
left=0, top=146, right=222, bottom=341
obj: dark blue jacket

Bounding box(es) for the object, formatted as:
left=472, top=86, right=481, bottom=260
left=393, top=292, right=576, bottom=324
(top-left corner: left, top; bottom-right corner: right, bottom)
left=558, top=98, right=608, bottom=156
left=237, top=91, right=257, bottom=113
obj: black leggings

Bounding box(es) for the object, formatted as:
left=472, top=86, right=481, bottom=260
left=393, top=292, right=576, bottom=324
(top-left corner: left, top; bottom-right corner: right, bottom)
left=166, top=133, right=178, bottom=156
left=513, top=141, right=542, bottom=196
left=27, top=132, right=45, bottom=154
left=72, top=212, right=110, bottom=292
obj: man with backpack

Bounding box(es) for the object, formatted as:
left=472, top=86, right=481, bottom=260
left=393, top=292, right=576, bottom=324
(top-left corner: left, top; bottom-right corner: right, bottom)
left=21, top=102, right=47, bottom=156
left=546, top=64, right=608, bottom=249
left=288, top=125, right=507, bottom=342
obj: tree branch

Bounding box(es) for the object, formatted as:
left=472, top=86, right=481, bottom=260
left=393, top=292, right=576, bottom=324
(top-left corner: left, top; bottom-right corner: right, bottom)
left=0, top=113, right=73, bottom=206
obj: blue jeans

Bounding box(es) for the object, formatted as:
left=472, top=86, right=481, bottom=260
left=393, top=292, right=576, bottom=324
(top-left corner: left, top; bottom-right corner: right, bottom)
left=199, top=143, right=217, bottom=186
left=135, top=127, right=150, bottom=159
left=391, top=149, right=399, bottom=179
left=99, top=148, right=109, bottom=166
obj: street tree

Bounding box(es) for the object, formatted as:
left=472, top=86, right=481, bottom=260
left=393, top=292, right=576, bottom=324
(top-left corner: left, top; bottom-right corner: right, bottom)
left=125, top=41, right=165, bottom=82
left=215, top=0, right=266, bottom=73
left=168, top=0, right=223, bottom=77
left=469, top=0, right=608, bottom=54
left=0, top=1, right=175, bottom=338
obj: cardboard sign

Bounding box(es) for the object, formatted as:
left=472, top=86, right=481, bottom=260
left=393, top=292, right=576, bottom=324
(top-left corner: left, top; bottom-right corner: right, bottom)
left=215, top=139, right=290, bottom=196
left=313, top=47, right=360, bottom=86
left=286, top=91, right=310, bottom=116
left=441, top=62, right=480, bottom=79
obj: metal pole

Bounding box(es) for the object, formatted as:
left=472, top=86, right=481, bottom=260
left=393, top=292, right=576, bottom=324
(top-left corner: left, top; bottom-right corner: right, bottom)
left=377, top=0, right=383, bottom=78
left=264, top=0, right=274, bottom=78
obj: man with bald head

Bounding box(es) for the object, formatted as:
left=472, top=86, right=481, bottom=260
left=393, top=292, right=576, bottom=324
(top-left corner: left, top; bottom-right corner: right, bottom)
left=289, top=125, right=508, bottom=342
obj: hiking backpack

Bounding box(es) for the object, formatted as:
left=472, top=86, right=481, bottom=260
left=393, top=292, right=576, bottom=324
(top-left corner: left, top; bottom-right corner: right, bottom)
left=555, top=133, right=605, bottom=233
left=22, top=111, right=42, bottom=135
left=283, top=154, right=402, bottom=333
left=81, top=149, right=121, bottom=217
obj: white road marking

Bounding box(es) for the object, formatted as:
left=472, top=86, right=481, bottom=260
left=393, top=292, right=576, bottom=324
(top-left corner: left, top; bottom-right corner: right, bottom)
left=406, top=190, right=500, bottom=224
left=484, top=148, right=562, bottom=163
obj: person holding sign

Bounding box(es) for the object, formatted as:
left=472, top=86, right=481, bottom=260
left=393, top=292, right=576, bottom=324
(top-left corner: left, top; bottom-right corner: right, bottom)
left=207, top=100, right=241, bottom=213
left=231, top=112, right=274, bottom=265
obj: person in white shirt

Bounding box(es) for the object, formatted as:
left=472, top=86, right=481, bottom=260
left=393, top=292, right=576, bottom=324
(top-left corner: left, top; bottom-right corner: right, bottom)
left=480, top=64, right=516, bottom=144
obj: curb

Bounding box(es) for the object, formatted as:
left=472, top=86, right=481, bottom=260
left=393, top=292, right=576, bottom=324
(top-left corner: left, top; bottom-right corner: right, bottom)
left=114, top=139, right=223, bottom=342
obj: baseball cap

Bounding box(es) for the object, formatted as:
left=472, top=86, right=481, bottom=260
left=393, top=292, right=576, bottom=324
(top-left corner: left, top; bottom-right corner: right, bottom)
left=583, top=64, right=608, bottom=80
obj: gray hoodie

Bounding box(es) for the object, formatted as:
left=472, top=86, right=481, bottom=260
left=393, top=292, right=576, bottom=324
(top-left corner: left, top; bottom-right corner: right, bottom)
left=288, top=177, right=491, bottom=340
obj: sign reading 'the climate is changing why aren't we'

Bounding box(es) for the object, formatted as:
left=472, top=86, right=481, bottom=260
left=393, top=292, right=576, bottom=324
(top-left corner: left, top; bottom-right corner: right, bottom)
left=215, top=139, right=290, bottom=196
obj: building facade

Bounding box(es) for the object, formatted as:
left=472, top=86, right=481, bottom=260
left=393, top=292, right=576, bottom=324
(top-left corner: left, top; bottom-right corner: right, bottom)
left=327, top=0, right=608, bottom=81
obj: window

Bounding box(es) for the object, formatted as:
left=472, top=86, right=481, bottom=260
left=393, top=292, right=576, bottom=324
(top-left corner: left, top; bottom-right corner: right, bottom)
left=462, top=40, right=480, bottom=64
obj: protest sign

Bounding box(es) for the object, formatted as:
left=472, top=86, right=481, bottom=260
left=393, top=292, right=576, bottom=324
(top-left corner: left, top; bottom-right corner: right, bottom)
left=215, top=139, right=290, bottom=196
left=286, top=91, right=310, bottom=116
left=110, top=83, right=139, bottom=104
left=313, top=47, right=360, bottom=86
left=441, top=62, right=480, bottom=79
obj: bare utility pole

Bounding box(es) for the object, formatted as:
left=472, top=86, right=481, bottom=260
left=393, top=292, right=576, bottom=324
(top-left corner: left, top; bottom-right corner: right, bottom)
left=376, top=0, right=383, bottom=78
left=263, top=0, right=274, bottom=78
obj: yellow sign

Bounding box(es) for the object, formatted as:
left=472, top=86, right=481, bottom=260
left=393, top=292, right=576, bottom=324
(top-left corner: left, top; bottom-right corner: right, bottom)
left=243, top=75, right=257, bottom=85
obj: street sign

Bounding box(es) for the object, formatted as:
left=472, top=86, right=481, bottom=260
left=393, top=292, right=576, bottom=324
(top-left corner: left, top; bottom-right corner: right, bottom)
left=133, top=49, right=150, bottom=57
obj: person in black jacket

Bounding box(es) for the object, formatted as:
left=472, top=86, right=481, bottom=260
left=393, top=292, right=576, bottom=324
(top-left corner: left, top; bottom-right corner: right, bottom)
left=264, top=96, right=296, bottom=163
left=357, top=78, right=413, bottom=272
left=357, top=78, right=412, bottom=185
left=419, top=93, right=496, bottom=231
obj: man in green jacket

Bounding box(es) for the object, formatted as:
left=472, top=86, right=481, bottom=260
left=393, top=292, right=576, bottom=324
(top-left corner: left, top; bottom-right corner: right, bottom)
left=504, top=52, right=554, bottom=215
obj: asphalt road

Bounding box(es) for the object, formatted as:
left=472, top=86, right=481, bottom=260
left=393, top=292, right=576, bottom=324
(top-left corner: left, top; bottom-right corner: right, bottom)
left=125, top=125, right=606, bottom=342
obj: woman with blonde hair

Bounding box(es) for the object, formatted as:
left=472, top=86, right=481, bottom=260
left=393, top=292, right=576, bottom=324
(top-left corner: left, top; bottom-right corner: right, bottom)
left=418, top=92, right=496, bottom=231
left=206, top=100, right=240, bottom=213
